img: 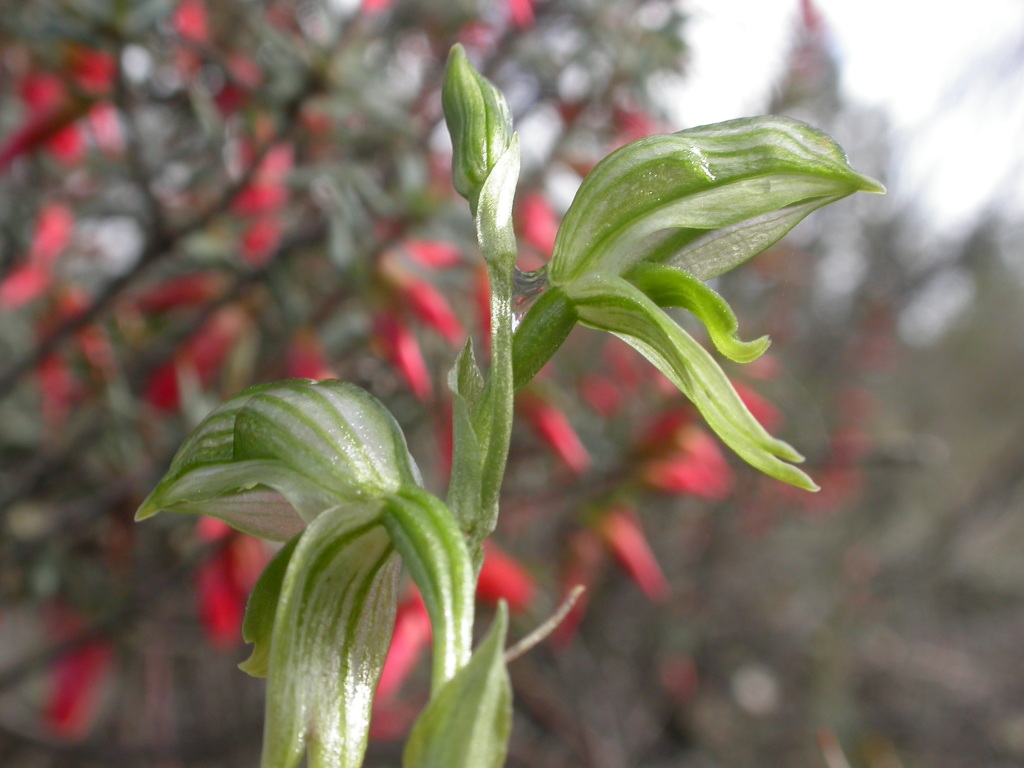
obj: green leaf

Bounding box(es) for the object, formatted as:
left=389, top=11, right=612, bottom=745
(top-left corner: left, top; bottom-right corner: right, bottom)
left=239, top=534, right=300, bottom=678
left=136, top=384, right=305, bottom=540
left=626, top=262, right=769, bottom=363
left=447, top=342, right=485, bottom=538
left=548, top=116, right=883, bottom=285
left=136, top=380, right=422, bottom=538
left=403, top=605, right=512, bottom=768
left=381, top=488, right=475, bottom=693
left=656, top=194, right=846, bottom=281
left=442, top=44, right=514, bottom=213
left=567, top=273, right=818, bottom=491
left=262, top=505, right=400, bottom=768
left=511, top=285, right=578, bottom=390
left=474, top=133, right=520, bottom=269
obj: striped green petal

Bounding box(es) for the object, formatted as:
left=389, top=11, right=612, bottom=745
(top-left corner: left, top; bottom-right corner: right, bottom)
left=626, top=262, right=769, bottom=363
left=136, top=379, right=422, bottom=537
left=262, top=505, right=400, bottom=768
left=567, top=273, right=817, bottom=491
left=548, top=115, right=883, bottom=285
left=381, top=488, right=475, bottom=694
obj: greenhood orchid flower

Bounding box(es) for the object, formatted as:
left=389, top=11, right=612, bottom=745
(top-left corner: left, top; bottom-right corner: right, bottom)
left=137, top=379, right=477, bottom=768
left=514, top=116, right=884, bottom=490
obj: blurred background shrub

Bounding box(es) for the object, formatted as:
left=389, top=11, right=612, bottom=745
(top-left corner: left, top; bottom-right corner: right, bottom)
left=1, top=1, right=1023, bottom=767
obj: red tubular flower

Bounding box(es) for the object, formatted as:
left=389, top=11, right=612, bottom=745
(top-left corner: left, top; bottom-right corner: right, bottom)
left=733, top=382, right=783, bottom=433
left=87, top=103, right=123, bottom=155
left=476, top=540, right=535, bottom=613
left=373, top=314, right=432, bottom=401
left=196, top=524, right=268, bottom=648
left=579, top=374, right=622, bottom=418
left=639, top=407, right=692, bottom=451
left=361, top=0, right=396, bottom=13
left=196, top=549, right=245, bottom=648
left=66, top=48, right=116, bottom=95
left=519, top=392, right=590, bottom=474
left=375, top=591, right=431, bottom=702
left=144, top=307, right=249, bottom=411
left=4, top=72, right=91, bottom=167
left=45, top=608, right=114, bottom=740
left=401, top=239, right=462, bottom=269
left=287, top=329, right=336, bottom=380
left=516, top=191, right=559, bottom=257
left=37, top=353, right=75, bottom=429
left=506, top=0, right=535, bottom=28
left=612, top=104, right=660, bottom=146
left=0, top=264, right=49, bottom=310
left=552, top=529, right=604, bottom=647
left=46, top=123, right=86, bottom=165
left=174, top=0, right=209, bottom=42
left=598, top=508, right=669, bottom=602
left=232, top=144, right=292, bottom=216
left=31, top=203, right=75, bottom=265
left=21, top=71, right=65, bottom=113
left=134, top=272, right=224, bottom=314
left=240, top=216, right=283, bottom=266
left=0, top=202, right=75, bottom=309
left=643, top=426, right=733, bottom=501
left=0, top=103, right=88, bottom=170
left=399, top=276, right=464, bottom=345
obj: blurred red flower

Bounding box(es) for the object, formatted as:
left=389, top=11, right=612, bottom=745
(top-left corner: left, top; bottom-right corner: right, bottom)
left=516, top=191, right=558, bottom=258
left=287, top=328, right=336, bottom=380
left=401, top=239, right=462, bottom=269
left=174, top=0, right=209, bottom=43
left=45, top=608, right=114, bottom=740
left=598, top=507, right=669, bottom=602
left=643, top=426, right=733, bottom=501
left=398, top=275, right=464, bottom=345
left=0, top=202, right=74, bottom=309
left=376, top=590, right=431, bottom=702
left=476, top=540, right=535, bottom=612
left=374, top=314, right=432, bottom=401
left=144, top=307, right=249, bottom=411
left=520, top=392, right=590, bottom=474
left=195, top=522, right=269, bottom=649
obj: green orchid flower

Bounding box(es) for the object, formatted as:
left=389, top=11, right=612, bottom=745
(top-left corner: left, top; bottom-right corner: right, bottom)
left=514, top=116, right=884, bottom=490
left=137, top=379, right=475, bottom=768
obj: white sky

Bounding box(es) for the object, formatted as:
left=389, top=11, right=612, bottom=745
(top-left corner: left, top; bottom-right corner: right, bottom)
left=672, top=0, right=1024, bottom=238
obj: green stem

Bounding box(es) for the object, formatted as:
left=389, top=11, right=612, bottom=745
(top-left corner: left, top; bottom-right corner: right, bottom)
left=473, top=257, right=515, bottom=550
left=446, top=138, right=520, bottom=567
